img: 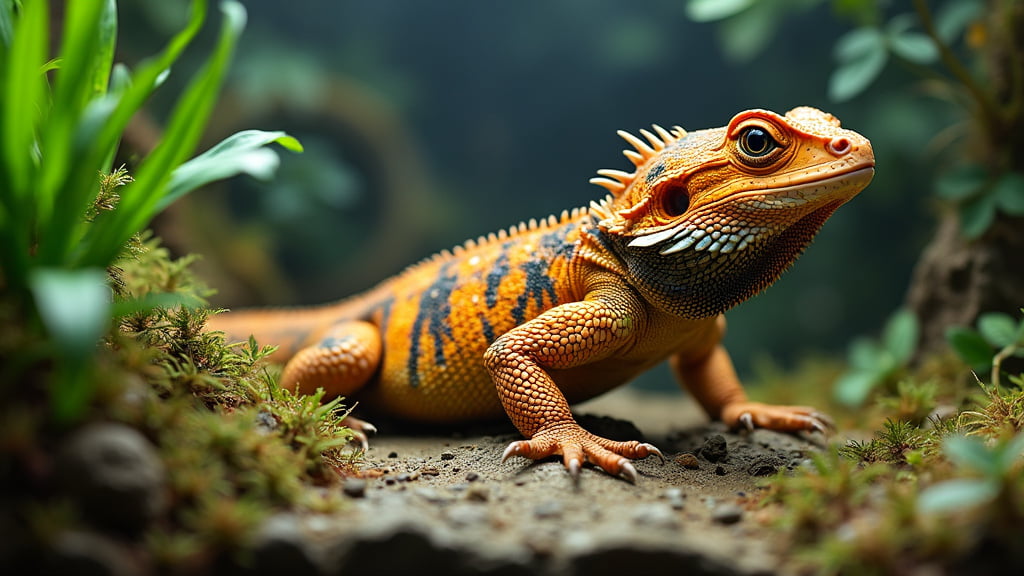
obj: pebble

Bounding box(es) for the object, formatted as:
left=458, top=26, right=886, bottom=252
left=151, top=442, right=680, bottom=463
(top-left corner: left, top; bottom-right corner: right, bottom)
left=533, top=501, right=564, bottom=519
left=714, top=465, right=727, bottom=476
left=55, top=422, right=166, bottom=532
left=712, top=503, right=744, bottom=525
left=701, top=434, right=728, bottom=462
left=747, top=456, right=780, bottom=477
left=388, top=451, right=398, bottom=458
left=674, top=453, right=700, bottom=469
left=440, top=451, right=455, bottom=460
left=342, top=478, right=367, bottom=498
left=663, top=488, right=686, bottom=510
left=630, top=503, right=679, bottom=530
left=466, top=471, right=480, bottom=482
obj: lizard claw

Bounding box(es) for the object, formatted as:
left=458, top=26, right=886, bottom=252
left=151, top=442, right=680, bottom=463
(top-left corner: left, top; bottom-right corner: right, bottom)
left=723, top=402, right=835, bottom=435
left=619, top=461, right=638, bottom=484
left=568, top=457, right=582, bottom=480
left=640, top=443, right=665, bottom=464
left=739, top=412, right=755, bottom=432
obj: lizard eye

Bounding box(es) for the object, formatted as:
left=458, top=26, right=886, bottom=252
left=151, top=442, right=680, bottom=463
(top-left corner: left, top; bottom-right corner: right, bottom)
left=738, top=127, right=776, bottom=157
left=662, top=185, right=690, bottom=217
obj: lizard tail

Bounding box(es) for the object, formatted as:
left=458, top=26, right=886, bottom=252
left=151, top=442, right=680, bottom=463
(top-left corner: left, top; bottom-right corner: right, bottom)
left=205, top=305, right=342, bottom=364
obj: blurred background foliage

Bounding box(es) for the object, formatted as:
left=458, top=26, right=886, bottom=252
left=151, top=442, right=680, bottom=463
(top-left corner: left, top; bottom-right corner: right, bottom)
left=113, top=0, right=1019, bottom=390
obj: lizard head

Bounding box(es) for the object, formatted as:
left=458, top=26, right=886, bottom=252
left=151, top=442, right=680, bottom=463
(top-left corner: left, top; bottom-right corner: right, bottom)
left=589, top=107, right=874, bottom=318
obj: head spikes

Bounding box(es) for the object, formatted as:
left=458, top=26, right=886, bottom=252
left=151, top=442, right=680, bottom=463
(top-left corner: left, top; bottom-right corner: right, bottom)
left=590, top=123, right=687, bottom=196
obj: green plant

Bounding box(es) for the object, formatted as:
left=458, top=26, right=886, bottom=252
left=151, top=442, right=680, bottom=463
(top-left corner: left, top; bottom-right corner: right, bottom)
left=833, top=308, right=919, bottom=407
left=918, top=433, right=1024, bottom=520
left=947, top=309, right=1024, bottom=387
left=0, top=0, right=301, bottom=422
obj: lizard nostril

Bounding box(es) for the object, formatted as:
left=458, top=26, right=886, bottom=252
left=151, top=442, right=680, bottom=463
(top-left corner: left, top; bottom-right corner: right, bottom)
left=827, top=137, right=851, bottom=156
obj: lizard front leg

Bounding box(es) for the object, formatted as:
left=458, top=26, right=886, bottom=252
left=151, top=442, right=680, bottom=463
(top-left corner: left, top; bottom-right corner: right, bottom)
left=670, top=316, right=832, bottom=433
left=484, top=294, right=662, bottom=482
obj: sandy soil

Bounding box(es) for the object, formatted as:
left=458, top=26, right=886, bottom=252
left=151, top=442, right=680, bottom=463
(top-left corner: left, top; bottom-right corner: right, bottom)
left=316, top=387, right=827, bottom=576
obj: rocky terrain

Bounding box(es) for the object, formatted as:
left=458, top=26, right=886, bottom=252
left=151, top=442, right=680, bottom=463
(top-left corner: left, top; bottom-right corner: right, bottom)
left=278, top=388, right=827, bottom=576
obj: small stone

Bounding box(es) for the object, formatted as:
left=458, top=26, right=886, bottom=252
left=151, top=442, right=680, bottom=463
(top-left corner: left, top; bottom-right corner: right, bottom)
left=397, top=472, right=411, bottom=482
left=747, top=456, right=781, bottom=477
left=663, top=488, right=686, bottom=510
left=466, top=471, right=480, bottom=482
left=630, top=503, right=679, bottom=530
left=534, top=501, right=564, bottom=519
left=387, top=451, right=398, bottom=458
left=712, top=503, right=744, bottom=525
left=55, top=423, right=166, bottom=532
left=250, top=514, right=319, bottom=575
left=674, top=453, right=700, bottom=469
left=440, top=451, right=455, bottom=460
left=419, top=467, right=440, bottom=476
left=342, top=477, right=367, bottom=498
left=701, top=434, right=728, bottom=462
left=44, top=531, right=140, bottom=576
left=715, top=465, right=727, bottom=476
left=466, top=485, right=490, bottom=502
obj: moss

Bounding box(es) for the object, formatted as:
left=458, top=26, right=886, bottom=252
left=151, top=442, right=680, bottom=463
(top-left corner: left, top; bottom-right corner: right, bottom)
left=0, top=222, right=359, bottom=571
left=756, top=359, right=1024, bottom=574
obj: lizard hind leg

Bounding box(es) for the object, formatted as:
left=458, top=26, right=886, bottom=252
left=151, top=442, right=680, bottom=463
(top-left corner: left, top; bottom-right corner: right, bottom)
left=280, top=320, right=382, bottom=447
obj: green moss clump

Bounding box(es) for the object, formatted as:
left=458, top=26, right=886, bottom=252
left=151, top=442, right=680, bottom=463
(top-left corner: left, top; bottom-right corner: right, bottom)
left=0, top=227, right=359, bottom=570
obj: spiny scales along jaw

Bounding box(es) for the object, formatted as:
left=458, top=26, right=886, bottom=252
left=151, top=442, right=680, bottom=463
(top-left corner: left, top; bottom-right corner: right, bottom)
left=591, top=107, right=875, bottom=318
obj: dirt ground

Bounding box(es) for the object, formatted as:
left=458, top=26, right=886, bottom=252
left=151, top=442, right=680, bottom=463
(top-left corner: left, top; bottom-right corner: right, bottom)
left=307, top=387, right=829, bottom=576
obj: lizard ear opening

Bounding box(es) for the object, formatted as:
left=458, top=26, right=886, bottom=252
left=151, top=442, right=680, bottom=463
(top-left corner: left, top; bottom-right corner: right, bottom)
left=661, top=184, right=690, bottom=217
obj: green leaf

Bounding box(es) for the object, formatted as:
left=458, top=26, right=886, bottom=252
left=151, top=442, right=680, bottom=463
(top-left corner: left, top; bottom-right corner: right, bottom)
left=160, top=130, right=302, bottom=211
left=992, top=171, right=1024, bottom=216
left=935, top=0, right=983, bottom=43
left=935, top=164, right=987, bottom=201
left=80, top=0, right=245, bottom=269
left=829, top=27, right=888, bottom=101
left=959, top=191, right=997, bottom=239
left=946, top=326, right=994, bottom=370
left=0, top=0, right=13, bottom=47
left=995, top=433, right=1024, bottom=473
left=944, top=435, right=1000, bottom=476
left=977, top=313, right=1019, bottom=348
left=29, top=268, right=110, bottom=360
left=847, top=336, right=884, bottom=371
left=1, top=0, right=47, bottom=208
left=685, top=0, right=755, bottom=22
left=882, top=308, right=918, bottom=365
left=834, top=370, right=881, bottom=408
left=39, top=0, right=208, bottom=267
left=918, top=478, right=998, bottom=513
left=885, top=14, right=938, bottom=64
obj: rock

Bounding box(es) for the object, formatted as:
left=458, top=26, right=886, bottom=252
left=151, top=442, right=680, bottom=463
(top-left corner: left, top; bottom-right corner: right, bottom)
left=674, top=453, right=701, bottom=469
left=248, top=514, right=320, bottom=576
left=747, top=456, right=782, bottom=477
left=43, top=530, right=141, bottom=576
left=712, top=503, right=744, bottom=525
left=440, top=451, right=456, bottom=460
left=342, top=477, right=367, bottom=498
left=700, top=434, right=728, bottom=462
left=533, top=501, right=564, bottom=519
left=663, top=488, right=687, bottom=510
left=629, top=503, right=680, bottom=530
left=55, top=423, right=166, bottom=533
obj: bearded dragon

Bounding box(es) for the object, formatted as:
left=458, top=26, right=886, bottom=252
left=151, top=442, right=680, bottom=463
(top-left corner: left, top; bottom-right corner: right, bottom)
left=208, top=107, right=875, bottom=482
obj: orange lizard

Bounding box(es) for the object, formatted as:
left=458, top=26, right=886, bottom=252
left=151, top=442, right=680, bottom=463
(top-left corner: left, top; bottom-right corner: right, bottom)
left=208, top=107, right=874, bottom=482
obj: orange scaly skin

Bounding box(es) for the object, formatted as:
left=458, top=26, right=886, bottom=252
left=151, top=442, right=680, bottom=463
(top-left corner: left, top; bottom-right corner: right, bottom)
left=207, top=107, right=875, bottom=482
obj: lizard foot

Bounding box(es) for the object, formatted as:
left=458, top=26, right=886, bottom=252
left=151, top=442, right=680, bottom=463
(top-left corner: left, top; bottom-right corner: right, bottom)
left=341, top=416, right=377, bottom=451
left=501, top=424, right=663, bottom=483
left=721, top=402, right=833, bottom=434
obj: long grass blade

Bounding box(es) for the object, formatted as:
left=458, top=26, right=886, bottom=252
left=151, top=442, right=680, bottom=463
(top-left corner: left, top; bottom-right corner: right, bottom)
left=82, top=1, right=247, bottom=268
